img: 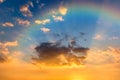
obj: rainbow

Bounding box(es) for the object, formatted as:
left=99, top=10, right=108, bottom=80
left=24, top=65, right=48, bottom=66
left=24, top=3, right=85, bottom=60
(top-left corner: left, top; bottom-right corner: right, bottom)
left=17, top=3, right=120, bottom=49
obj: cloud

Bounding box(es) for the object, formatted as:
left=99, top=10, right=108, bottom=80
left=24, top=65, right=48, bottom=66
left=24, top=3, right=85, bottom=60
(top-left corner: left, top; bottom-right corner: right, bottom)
left=86, top=47, right=120, bottom=64
left=0, top=41, right=18, bottom=62
left=39, top=3, right=45, bottom=9
left=109, top=36, right=119, bottom=40
left=93, top=34, right=103, bottom=40
left=4, top=41, right=18, bottom=47
left=52, top=15, right=64, bottom=22
left=33, top=34, right=89, bottom=66
left=40, top=27, right=50, bottom=33
left=0, top=0, right=4, bottom=3
left=20, top=4, right=32, bottom=17
left=0, top=31, right=5, bottom=35
left=17, top=19, right=30, bottom=26
left=2, top=22, right=14, bottom=27
left=28, top=1, right=34, bottom=7
left=35, top=19, right=50, bottom=25
left=59, top=5, right=67, bottom=15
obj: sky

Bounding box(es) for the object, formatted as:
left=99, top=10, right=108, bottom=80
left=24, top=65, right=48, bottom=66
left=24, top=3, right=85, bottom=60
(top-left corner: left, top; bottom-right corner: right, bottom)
left=0, top=0, right=120, bottom=80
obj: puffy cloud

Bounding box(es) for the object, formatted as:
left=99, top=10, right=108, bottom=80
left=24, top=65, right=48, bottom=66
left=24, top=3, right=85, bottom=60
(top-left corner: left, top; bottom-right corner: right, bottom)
left=17, top=19, right=30, bottom=26
left=93, top=34, right=103, bottom=40
left=20, top=4, right=32, bottom=17
left=35, top=19, right=50, bottom=25
left=52, top=15, right=64, bottom=22
left=2, top=22, right=14, bottom=27
left=33, top=34, right=89, bottom=66
left=59, top=5, right=67, bottom=15
left=40, top=27, right=50, bottom=33
left=0, top=41, right=18, bottom=62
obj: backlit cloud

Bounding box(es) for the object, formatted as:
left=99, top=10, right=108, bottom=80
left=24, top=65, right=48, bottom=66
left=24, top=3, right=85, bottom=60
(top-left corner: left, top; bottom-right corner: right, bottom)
left=17, top=19, right=30, bottom=26
left=35, top=19, right=50, bottom=25
left=59, top=5, right=67, bottom=15
left=2, top=22, right=14, bottom=27
left=40, top=27, right=50, bottom=33
left=20, top=4, right=32, bottom=17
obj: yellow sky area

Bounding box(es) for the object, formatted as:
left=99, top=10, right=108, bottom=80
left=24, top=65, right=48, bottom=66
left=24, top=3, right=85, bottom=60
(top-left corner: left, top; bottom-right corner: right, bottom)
left=0, top=47, right=120, bottom=80
left=0, top=58, right=120, bottom=80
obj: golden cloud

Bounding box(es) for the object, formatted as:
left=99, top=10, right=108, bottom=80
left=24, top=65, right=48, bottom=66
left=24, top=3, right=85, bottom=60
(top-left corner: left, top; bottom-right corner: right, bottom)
left=59, top=5, right=67, bottom=15
left=35, top=19, right=50, bottom=25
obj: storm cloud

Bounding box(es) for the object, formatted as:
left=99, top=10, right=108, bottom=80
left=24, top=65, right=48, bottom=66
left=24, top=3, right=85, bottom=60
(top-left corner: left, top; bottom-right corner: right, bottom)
left=33, top=33, right=89, bottom=66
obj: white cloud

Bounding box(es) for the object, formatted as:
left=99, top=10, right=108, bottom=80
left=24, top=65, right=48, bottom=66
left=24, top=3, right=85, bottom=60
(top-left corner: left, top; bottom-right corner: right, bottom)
left=35, top=19, right=50, bottom=25
left=109, top=36, right=119, bottom=40
left=93, top=34, right=103, bottom=40
left=2, top=22, right=14, bottom=27
left=40, top=27, right=50, bottom=33
left=20, top=4, right=32, bottom=17
left=17, top=19, right=30, bottom=26
left=59, top=5, right=67, bottom=15
left=52, top=15, right=64, bottom=22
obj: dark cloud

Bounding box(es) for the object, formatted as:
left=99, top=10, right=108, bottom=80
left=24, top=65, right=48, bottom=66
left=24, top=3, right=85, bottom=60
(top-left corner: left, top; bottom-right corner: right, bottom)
left=33, top=33, right=89, bottom=66
left=0, top=53, right=7, bottom=63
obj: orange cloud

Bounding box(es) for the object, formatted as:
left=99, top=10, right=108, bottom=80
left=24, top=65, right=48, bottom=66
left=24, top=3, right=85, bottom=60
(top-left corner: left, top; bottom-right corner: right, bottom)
left=2, top=22, right=14, bottom=27
left=20, top=4, right=32, bottom=17
left=17, top=19, right=30, bottom=26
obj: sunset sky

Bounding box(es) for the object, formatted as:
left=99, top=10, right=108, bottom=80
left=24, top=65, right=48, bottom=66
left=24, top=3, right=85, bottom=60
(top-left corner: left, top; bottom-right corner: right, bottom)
left=0, top=0, right=120, bottom=80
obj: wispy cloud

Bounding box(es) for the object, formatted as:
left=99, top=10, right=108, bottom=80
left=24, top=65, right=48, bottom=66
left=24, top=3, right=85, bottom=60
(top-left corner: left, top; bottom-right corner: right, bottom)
left=2, top=22, right=14, bottom=27
left=28, top=1, right=34, bottom=7
left=40, top=27, right=50, bottom=33
left=109, top=36, right=119, bottom=40
left=52, top=15, right=64, bottom=22
left=93, top=34, right=103, bottom=40
left=0, top=31, right=5, bottom=35
left=35, top=19, right=50, bottom=25
left=20, top=4, right=32, bottom=17
left=17, top=19, right=30, bottom=26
